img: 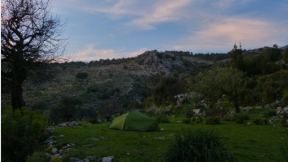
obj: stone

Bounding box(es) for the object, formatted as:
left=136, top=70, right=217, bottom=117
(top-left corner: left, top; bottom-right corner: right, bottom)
left=154, top=137, right=165, bottom=140
left=86, top=156, right=97, bottom=161
left=102, top=156, right=114, bottom=162
left=68, top=157, right=81, bottom=162
left=44, top=136, right=57, bottom=144
left=277, top=107, right=282, bottom=111
left=70, top=121, right=79, bottom=126
left=96, top=158, right=103, bottom=162
left=52, top=148, right=58, bottom=154
left=87, top=137, right=99, bottom=140
left=193, top=109, right=200, bottom=114
left=59, top=135, right=64, bottom=138
left=99, top=136, right=107, bottom=139
left=58, top=123, right=68, bottom=127
left=46, top=127, right=56, bottom=133
left=64, top=148, right=72, bottom=154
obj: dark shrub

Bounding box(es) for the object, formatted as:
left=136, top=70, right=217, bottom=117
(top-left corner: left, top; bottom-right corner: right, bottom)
left=49, top=96, right=83, bottom=123
left=196, top=116, right=203, bottom=124
left=162, top=129, right=236, bottom=162
left=262, top=109, right=277, bottom=118
left=182, top=118, right=191, bottom=124
left=281, top=114, right=288, bottom=127
left=253, top=118, right=263, bottom=125
left=76, top=72, right=88, bottom=79
left=206, top=117, right=220, bottom=125
left=89, top=118, right=98, bottom=124
left=191, top=117, right=196, bottom=122
left=123, top=65, right=128, bottom=69
left=263, top=118, right=269, bottom=125
left=1, top=106, right=49, bottom=162
left=156, top=115, right=171, bottom=123
left=234, top=112, right=250, bottom=124
left=31, top=100, right=49, bottom=112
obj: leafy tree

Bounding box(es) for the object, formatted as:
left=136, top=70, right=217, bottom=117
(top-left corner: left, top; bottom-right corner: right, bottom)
left=76, top=72, right=88, bottom=79
left=284, top=47, right=288, bottom=64
left=187, top=67, right=244, bottom=113
left=228, top=49, right=243, bottom=70
left=153, top=76, right=186, bottom=104
left=1, top=0, right=65, bottom=110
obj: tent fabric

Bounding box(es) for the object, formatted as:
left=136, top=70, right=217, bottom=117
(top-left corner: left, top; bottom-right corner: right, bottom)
left=109, top=110, right=161, bottom=131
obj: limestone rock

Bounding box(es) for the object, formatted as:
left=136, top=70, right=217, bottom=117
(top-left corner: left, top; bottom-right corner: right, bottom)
left=68, top=157, right=81, bottom=162
left=58, top=123, right=68, bottom=127
left=102, top=156, right=114, bottom=162
left=52, top=148, right=58, bottom=154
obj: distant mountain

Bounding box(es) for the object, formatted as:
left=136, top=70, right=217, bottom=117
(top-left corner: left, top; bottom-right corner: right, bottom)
left=280, top=45, right=288, bottom=50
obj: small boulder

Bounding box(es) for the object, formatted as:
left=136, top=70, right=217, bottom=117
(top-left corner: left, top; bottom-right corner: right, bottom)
left=58, top=123, right=68, bottom=127
left=52, top=148, right=58, bottom=154
left=87, top=137, right=99, bottom=140
left=68, top=157, right=81, bottom=162
left=277, top=107, right=282, bottom=111
left=59, top=135, right=64, bottom=138
left=102, top=156, right=114, bottom=162
left=86, top=156, right=97, bottom=161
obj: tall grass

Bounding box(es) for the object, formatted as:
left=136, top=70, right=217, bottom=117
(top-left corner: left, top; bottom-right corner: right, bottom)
left=262, top=109, right=277, bottom=118
left=162, top=129, right=236, bottom=162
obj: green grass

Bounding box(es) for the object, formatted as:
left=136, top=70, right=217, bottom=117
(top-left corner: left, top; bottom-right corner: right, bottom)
left=51, top=117, right=288, bottom=162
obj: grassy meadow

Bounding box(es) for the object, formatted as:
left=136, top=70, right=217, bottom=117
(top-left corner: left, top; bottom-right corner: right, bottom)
left=50, top=108, right=288, bottom=162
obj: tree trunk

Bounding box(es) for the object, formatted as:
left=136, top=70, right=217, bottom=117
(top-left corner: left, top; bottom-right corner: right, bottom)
left=233, top=93, right=241, bottom=113
left=11, top=81, right=25, bottom=110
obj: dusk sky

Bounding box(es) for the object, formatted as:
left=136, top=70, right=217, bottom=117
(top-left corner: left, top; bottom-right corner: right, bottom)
left=51, top=0, right=288, bottom=62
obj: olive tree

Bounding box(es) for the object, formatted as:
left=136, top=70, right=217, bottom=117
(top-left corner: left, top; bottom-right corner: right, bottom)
left=1, top=0, right=65, bottom=110
left=187, top=67, right=245, bottom=113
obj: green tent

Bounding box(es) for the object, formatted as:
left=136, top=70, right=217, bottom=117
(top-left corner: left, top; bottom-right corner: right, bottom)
left=109, top=110, right=161, bottom=131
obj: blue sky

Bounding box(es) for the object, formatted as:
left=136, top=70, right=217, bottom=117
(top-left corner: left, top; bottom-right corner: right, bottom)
left=51, top=0, right=288, bottom=62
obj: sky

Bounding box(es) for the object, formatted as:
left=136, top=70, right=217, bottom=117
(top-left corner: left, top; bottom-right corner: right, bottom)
left=51, top=0, right=288, bottom=62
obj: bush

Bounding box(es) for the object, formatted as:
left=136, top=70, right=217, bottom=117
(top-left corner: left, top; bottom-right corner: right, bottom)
left=206, top=117, right=220, bottom=125
left=183, top=106, right=195, bottom=118
left=252, top=118, right=263, bottom=125
left=195, top=116, right=203, bottom=124
left=27, top=151, right=50, bottom=162
left=1, top=106, right=49, bottom=162
left=156, top=115, right=171, bottom=123
left=234, top=112, right=250, bottom=124
left=49, top=96, right=83, bottom=123
left=281, top=114, right=288, bottom=127
left=262, top=109, right=277, bottom=118
left=162, top=129, right=236, bottom=162
left=182, top=118, right=191, bottom=124
left=76, top=72, right=88, bottom=79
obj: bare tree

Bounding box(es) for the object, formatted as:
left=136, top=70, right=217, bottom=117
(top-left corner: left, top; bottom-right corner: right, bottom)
left=1, top=0, right=66, bottom=110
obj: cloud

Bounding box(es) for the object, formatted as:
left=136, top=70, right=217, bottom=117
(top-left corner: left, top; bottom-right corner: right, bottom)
left=127, top=0, right=192, bottom=29
left=213, top=0, right=235, bottom=8
left=72, top=44, right=148, bottom=62
left=61, top=0, right=193, bottom=30
left=172, top=17, right=288, bottom=52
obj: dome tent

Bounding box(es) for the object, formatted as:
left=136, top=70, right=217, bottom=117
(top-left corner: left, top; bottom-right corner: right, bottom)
left=109, top=110, right=161, bottom=131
